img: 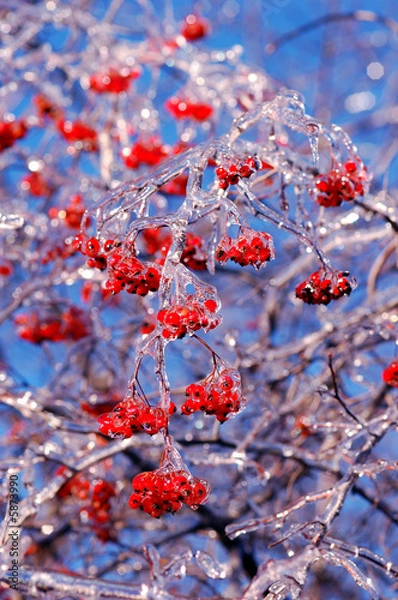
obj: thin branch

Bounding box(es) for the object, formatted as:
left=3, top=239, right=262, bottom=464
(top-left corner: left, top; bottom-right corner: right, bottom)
left=265, top=11, right=398, bottom=55
left=327, top=353, right=364, bottom=427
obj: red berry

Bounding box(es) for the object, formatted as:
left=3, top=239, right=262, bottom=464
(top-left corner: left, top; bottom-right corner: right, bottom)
left=181, top=14, right=208, bottom=41
left=382, top=361, right=398, bottom=387
left=219, top=179, right=229, bottom=190
left=165, top=310, right=181, bottom=327
left=186, top=383, right=207, bottom=399
left=140, top=319, right=156, bottom=335
left=0, top=262, right=12, bottom=276
left=104, top=239, right=114, bottom=252
left=132, top=472, right=158, bottom=494
left=157, top=309, right=167, bottom=323
left=57, top=119, right=98, bottom=151
left=84, top=237, right=100, bottom=257
left=0, top=119, right=28, bottom=152
left=219, top=374, right=234, bottom=390
left=128, top=493, right=142, bottom=509
left=216, top=167, right=228, bottom=180
left=239, top=165, right=253, bottom=178
left=181, top=400, right=198, bottom=415
left=141, top=496, right=164, bottom=518
left=316, top=179, right=329, bottom=193
left=345, top=161, right=357, bottom=173
left=204, top=299, right=217, bottom=312
left=105, top=279, right=123, bottom=295
left=145, top=267, right=161, bottom=291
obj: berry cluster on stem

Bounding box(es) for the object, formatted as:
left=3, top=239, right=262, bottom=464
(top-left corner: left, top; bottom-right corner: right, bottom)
left=165, top=97, right=213, bottom=122
left=182, top=367, right=245, bottom=423
left=216, top=227, right=275, bottom=269
left=315, top=159, right=368, bottom=207
left=75, top=236, right=162, bottom=296
left=295, top=269, right=356, bottom=305
left=89, top=67, right=140, bottom=94
left=98, top=388, right=176, bottom=438
left=15, top=307, right=90, bottom=344
left=157, top=294, right=220, bottom=340
left=216, top=156, right=261, bottom=190
left=56, top=119, right=98, bottom=151
left=56, top=467, right=115, bottom=541
left=129, top=445, right=210, bottom=517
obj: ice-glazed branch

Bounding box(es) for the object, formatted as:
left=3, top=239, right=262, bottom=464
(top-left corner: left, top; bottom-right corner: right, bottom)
left=1, top=567, right=160, bottom=599
left=242, top=545, right=320, bottom=600
left=238, top=179, right=330, bottom=266
left=321, top=536, right=398, bottom=579
left=265, top=11, right=398, bottom=55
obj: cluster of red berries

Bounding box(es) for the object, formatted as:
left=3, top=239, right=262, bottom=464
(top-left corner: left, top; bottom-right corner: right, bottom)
left=315, top=160, right=367, bottom=207
left=216, top=228, right=275, bottom=269
left=56, top=467, right=115, bottom=541
left=157, top=295, right=220, bottom=340
left=56, top=119, right=98, bottom=151
left=104, top=250, right=161, bottom=296
left=295, top=270, right=355, bottom=305
left=182, top=368, right=244, bottom=423
left=98, top=392, right=175, bottom=438
left=122, top=139, right=189, bottom=172
left=85, top=479, right=116, bottom=527
left=76, top=236, right=162, bottom=296
left=382, top=361, right=398, bottom=387
left=121, top=139, right=169, bottom=170
left=21, top=171, right=53, bottom=197
left=15, top=307, right=90, bottom=344
left=215, top=156, right=261, bottom=190
left=0, top=119, right=27, bottom=152
left=180, top=14, right=208, bottom=41
left=165, top=97, right=213, bottom=122
left=49, top=194, right=85, bottom=229
left=89, top=67, right=140, bottom=94
left=129, top=469, right=210, bottom=517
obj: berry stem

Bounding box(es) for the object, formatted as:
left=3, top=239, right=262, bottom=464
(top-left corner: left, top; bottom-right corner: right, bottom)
left=239, top=180, right=330, bottom=268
